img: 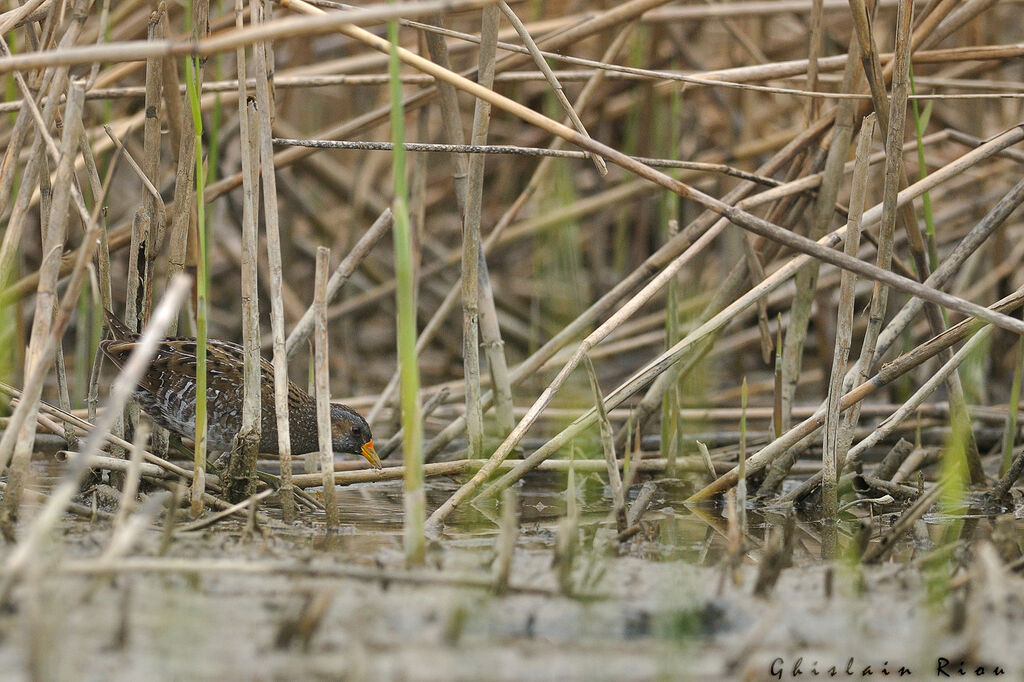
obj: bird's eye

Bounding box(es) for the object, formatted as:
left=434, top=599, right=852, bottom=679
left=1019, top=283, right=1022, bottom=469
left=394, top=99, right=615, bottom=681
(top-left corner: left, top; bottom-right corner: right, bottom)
left=351, top=425, right=360, bottom=436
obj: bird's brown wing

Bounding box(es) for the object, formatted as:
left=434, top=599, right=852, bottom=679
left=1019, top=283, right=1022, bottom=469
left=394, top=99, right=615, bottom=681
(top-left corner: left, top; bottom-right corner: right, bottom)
left=104, top=337, right=311, bottom=407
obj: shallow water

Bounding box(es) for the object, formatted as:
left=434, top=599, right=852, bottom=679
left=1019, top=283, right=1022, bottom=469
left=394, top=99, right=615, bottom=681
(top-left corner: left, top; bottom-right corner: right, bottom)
left=0, top=462, right=1022, bottom=681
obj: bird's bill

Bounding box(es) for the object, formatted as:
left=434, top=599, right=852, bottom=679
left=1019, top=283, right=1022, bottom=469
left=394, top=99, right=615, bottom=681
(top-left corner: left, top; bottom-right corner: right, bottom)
left=361, top=440, right=382, bottom=469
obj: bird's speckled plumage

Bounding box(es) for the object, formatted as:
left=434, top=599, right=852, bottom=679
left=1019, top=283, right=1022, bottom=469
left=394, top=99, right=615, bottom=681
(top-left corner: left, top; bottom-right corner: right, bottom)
left=100, top=309, right=380, bottom=468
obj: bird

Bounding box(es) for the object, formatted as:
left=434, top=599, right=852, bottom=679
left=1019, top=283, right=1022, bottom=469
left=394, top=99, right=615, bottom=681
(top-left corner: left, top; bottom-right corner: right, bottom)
left=99, top=308, right=380, bottom=469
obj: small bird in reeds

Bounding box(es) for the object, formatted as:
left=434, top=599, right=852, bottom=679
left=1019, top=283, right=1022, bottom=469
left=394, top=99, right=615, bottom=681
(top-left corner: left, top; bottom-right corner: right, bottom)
left=99, top=309, right=381, bottom=469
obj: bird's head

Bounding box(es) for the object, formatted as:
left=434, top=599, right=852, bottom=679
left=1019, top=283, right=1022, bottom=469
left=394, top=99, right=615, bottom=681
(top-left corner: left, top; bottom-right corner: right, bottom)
left=330, top=404, right=380, bottom=469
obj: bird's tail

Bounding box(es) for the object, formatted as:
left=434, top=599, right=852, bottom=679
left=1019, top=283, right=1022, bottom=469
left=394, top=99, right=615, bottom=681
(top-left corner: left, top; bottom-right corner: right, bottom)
left=103, top=308, right=138, bottom=341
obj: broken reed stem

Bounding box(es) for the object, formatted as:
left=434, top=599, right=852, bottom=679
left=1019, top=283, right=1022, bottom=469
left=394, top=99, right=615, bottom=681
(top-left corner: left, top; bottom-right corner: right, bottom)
left=313, top=247, right=339, bottom=528
left=387, top=15, right=424, bottom=563
left=252, top=457, right=690, bottom=489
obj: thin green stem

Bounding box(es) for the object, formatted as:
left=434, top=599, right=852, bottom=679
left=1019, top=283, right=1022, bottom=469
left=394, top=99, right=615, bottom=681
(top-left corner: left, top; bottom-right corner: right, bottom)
left=389, top=16, right=423, bottom=564
left=185, top=53, right=208, bottom=517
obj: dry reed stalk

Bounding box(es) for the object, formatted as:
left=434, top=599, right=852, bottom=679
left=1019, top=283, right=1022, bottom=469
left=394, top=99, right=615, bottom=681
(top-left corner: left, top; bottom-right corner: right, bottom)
left=59, top=451, right=173, bottom=481
left=806, top=0, right=824, bottom=122
left=164, top=0, right=203, bottom=331
left=123, top=8, right=163, bottom=332
left=780, top=176, right=1024, bottom=501
left=174, top=487, right=276, bottom=533
left=272, top=138, right=788, bottom=179
left=821, top=114, right=875, bottom=521
left=497, top=1, right=605, bottom=176
left=313, top=247, right=339, bottom=527
left=874, top=439, right=915, bottom=481
left=286, top=456, right=685, bottom=489
left=779, top=35, right=861, bottom=431
left=466, top=125, right=1022, bottom=511
left=0, top=274, right=190, bottom=603
left=860, top=5, right=985, bottom=486
left=251, top=0, right=296, bottom=518
left=0, top=85, right=88, bottom=526
left=787, top=325, right=996, bottom=504
left=920, top=0, right=1000, bottom=50
left=112, top=421, right=150, bottom=530
left=368, top=22, right=636, bottom=437
left=0, top=381, right=213, bottom=487
left=0, top=4, right=82, bottom=291
left=0, top=0, right=496, bottom=77
left=226, top=48, right=263, bottom=504
left=421, top=12, right=470, bottom=210
left=0, top=0, right=49, bottom=34
left=694, top=280, right=1024, bottom=503
left=460, top=5, right=500, bottom=458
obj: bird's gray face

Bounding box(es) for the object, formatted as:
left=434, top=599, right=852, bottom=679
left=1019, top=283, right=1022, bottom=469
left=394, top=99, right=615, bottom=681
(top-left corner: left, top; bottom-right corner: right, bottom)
left=330, top=404, right=380, bottom=468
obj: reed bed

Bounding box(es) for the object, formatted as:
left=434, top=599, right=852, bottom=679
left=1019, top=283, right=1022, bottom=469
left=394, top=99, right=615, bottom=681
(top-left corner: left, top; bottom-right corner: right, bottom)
left=3, top=0, right=1024, bottom=677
